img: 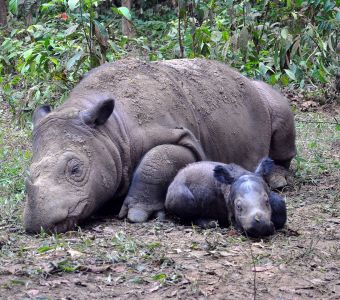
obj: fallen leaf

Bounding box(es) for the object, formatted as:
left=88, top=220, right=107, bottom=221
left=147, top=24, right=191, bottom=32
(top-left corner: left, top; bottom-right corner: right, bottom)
left=149, top=283, right=161, bottom=292
left=67, top=249, right=84, bottom=258
left=80, top=264, right=111, bottom=273
left=26, top=289, right=40, bottom=297
left=252, top=265, right=274, bottom=272
left=301, top=100, right=318, bottom=111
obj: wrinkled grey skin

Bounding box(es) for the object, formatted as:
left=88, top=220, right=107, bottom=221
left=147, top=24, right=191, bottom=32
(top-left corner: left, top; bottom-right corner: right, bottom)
left=166, top=158, right=287, bottom=237
left=24, top=59, right=295, bottom=233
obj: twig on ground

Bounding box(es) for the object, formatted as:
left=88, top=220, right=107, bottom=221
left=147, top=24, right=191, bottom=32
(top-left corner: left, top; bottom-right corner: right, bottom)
left=245, top=232, right=257, bottom=300
left=295, top=118, right=339, bottom=125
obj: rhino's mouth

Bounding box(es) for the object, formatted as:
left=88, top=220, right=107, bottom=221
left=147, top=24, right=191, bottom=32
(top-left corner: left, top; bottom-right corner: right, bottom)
left=53, top=217, right=78, bottom=233
left=52, top=198, right=89, bottom=233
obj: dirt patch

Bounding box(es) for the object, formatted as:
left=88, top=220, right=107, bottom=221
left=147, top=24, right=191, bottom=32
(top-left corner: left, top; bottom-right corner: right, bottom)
left=0, top=102, right=339, bottom=299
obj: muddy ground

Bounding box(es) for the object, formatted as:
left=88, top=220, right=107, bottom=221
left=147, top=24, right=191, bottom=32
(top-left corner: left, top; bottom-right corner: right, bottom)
left=0, top=101, right=339, bottom=299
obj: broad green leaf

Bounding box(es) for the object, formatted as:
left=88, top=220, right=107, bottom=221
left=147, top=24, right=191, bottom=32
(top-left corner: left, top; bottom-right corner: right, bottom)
left=37, top=245, right=54, bottom=253
left=68, top=0, right=79, bottom=11
left=286, top=0, right=292, bottom=9
left=284, top=69, right=296, bottom=80
left=295, top=0, right=303, bottom=7
left=112, top=7, right=132, bottom=21
left=9, top=0, right=18, bottom=15
left=336, top=11, right=340, bottom=21
left=66, top=51, right=84, bottom=70
left=49, top=57, right=59, bottom=66
left=22, top=49, right=34, bottom=60
left=269, top=74, right=278, bottom=85
left=280, top=74, right=289, bottom=86
left=34, top=53, right=42, bottom=64
left=211, top=31, right=222, bottom=43
left=281, top=28, right=288, bottom=39
left=152, top=273, right=167, bottom=282
left=64, top=24, right=79, bottom=37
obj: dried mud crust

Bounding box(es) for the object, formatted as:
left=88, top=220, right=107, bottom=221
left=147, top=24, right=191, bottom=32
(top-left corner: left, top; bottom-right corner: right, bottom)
left=0, top=172, right=339, bottom=300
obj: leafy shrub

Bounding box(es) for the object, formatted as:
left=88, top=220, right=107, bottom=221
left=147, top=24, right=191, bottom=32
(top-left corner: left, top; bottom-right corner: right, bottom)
left=1, top=0, right=338, bottom=125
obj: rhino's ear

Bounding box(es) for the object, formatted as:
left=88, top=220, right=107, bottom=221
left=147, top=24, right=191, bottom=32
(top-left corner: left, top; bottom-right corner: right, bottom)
left=33, top=105, right=51, bottom=128
left=255, top=157, right=274, bottom=177
left=80, top=99, right=114, bottom=127
left=269, top=192, right=287, bottom=230
left=214, top=165, right=235, bottom=185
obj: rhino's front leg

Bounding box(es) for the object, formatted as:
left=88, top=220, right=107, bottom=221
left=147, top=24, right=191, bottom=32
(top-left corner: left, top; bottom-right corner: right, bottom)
left=118, top=144, right=197, bottom=222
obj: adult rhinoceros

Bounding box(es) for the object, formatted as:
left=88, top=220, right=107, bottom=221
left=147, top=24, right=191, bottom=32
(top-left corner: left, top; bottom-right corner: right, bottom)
left=24, top=59, right=296, bottom=233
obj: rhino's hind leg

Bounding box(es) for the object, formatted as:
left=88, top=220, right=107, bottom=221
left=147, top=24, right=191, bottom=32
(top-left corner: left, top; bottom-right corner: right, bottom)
left=266, top=163, right=293, bottom=189
left=118, top=144, right=197, bottom=222
left=268, top=111, right=296, bottom=189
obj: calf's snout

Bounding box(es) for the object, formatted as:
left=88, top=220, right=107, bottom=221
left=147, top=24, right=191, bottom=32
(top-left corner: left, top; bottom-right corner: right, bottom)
left=245, top=213, right=274, bottom=237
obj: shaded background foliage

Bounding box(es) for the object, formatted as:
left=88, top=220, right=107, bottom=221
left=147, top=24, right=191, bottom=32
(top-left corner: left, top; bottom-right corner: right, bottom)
left=0, top=0, right=339, bottom=124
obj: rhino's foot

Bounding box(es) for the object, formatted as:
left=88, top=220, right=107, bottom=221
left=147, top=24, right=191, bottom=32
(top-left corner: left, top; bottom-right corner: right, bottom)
left=128, top=207, right=150, bottom=223
left=120, top=206, right=165, bottom=223
left=266, top=164, right=292, bottom=189
left=118, top=197, right=164, bottom=223
left=195, top=218, right=219, bottom=229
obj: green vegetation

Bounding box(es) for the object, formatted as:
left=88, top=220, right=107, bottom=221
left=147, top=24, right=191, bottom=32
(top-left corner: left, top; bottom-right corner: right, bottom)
left=1, top=0, right=338, bottom=124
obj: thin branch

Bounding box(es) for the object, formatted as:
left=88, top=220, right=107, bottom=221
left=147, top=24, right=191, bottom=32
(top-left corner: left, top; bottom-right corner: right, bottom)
left=258, top=1, right=270, bottom=45
left=295, top=118, right=339, bottom=125
left=79, top=0, right=92, bottom=58
left=244, top=231, right=257, bottom=300
left=178, top=1, right=184, bottom=58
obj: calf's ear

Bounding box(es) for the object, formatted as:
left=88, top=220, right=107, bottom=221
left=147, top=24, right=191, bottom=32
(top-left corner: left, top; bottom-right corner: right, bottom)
left=213, top=165, right=235, bottom=185
left=80, top=98, right=114, bottom=127
left=255, top=157, right=274, bottom=177
left=33, top=105, right=51, bottom=128
left=269, top=192, right=287, bottom=230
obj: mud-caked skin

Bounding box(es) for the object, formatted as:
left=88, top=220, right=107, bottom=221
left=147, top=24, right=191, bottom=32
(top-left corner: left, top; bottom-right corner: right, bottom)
left=166, top=158, right=287, bottom=237
left=24, top=59, right=295, bottom=233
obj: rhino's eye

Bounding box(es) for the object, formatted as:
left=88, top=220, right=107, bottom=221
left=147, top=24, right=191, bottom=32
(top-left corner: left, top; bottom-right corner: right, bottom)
left=66, top=158, right=86, bottom=183
left=71, top=165, right=80, bottom=175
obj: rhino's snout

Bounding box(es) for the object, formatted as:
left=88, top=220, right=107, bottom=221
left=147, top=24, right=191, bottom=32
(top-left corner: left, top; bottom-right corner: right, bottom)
left=244, top=213, right=274, bottom=237
left=24, top=179, right=73, bottom=233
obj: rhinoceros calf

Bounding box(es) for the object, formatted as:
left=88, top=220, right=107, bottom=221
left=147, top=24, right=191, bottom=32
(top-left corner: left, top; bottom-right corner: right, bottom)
left=24, top=59, right=295, bottom=233
left=165, top=158, right=287, bottom=237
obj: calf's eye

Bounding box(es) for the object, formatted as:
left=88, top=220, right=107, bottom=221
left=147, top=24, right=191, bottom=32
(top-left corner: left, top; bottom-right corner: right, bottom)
left=236, top=203, right=242, bottom=211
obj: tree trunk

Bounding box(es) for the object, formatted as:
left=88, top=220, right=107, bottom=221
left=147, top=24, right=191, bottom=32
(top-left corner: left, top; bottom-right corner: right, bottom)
left=122, top=0, right=135, bottom=37
left=0, top=0, right=7, bottom=26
